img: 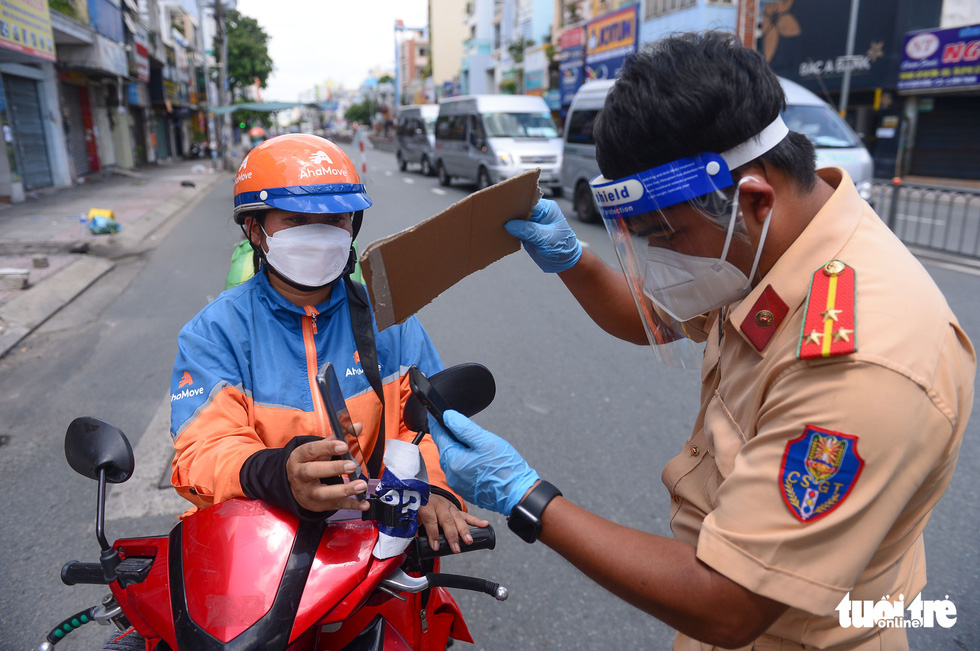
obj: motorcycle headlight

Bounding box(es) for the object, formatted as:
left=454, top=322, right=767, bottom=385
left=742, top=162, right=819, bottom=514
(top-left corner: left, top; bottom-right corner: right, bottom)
left=856, top=179, right=873, bottom=202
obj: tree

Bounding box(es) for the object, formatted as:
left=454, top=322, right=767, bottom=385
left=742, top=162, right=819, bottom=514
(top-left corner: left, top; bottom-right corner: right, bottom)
left=224, top=9, right=274, bottom=102
left=345, top=99, right=373, bottom=125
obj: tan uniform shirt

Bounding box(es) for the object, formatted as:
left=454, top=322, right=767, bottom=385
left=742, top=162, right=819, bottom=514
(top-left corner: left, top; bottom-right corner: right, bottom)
left=667, top=169, right=975, bottom=650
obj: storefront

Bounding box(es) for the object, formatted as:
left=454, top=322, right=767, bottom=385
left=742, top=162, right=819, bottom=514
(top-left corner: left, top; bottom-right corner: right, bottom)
left=60, top=72, right=100, bottom=177
left=0, top=0, right=70, bottom=200
left=896, top=24, right=980, bottom=180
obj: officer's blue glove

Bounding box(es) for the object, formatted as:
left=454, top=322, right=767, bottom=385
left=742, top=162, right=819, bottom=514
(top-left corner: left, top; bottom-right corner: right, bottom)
left=427, top=410, right=540, bottom=515
left=504, top=198, right=583, bottom=273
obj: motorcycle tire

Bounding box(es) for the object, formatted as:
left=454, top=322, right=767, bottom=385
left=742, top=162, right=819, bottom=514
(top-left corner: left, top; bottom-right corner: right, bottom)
left=102, top=630, right=149, bottom=650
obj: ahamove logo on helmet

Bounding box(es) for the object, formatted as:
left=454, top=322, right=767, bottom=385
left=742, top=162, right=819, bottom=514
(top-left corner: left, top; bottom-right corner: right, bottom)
left=235, top=154, right=252, bottom=184
left=299, top=150, right=350, bottom=180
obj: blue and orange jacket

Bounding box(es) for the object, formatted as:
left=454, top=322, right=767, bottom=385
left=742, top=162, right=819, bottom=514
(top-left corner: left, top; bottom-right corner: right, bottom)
left=169, top=270, right=458, bottom=514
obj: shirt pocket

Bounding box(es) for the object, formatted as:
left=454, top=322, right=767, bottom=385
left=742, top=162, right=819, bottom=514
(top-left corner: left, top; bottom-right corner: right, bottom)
left=703, top=389, right=748, bottom=482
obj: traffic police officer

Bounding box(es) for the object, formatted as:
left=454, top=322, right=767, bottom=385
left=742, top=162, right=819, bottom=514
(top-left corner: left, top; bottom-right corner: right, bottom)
left=425, top=31, right=976, bottom=649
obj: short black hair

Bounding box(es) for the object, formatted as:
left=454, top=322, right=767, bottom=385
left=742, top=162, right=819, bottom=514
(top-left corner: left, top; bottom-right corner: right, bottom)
left=594, top=31, right=816, bottom=191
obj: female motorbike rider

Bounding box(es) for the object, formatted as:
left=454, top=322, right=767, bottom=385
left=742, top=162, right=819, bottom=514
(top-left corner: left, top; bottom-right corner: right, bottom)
left=168, top=134, right=486, bottom=553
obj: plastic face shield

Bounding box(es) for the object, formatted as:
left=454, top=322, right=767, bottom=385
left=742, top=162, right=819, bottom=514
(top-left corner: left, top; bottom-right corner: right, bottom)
left=589, top=117, right=789, bottom=368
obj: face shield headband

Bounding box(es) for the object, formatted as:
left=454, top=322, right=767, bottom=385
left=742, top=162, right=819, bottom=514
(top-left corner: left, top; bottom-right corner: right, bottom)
left=589, top=116, right=789, bottom=220
left=588, top=116, right=788, bottom=369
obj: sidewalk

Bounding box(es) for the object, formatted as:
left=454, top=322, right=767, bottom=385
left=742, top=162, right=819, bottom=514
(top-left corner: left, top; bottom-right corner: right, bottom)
left=0, top=160, right=230, bottom=359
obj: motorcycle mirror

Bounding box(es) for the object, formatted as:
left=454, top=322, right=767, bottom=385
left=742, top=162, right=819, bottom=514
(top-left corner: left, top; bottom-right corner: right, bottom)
left=404, top=363, right=496, bottom=433
left=64, top=417, right=135, bottom=484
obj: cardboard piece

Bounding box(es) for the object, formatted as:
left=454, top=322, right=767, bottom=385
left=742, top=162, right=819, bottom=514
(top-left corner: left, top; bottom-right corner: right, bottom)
left=361, top=169, right=542, bottom=329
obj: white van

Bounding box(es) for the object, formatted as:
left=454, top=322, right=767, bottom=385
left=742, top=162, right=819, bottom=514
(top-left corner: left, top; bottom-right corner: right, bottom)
left=561, top=77, right=875, bottom=222
left=433, top=95, right=563, bottom=194
left=560, top=79, right=615, bottom=222
left=396, top=104, right=439, bottom=176
left=779, top=78, right=874, bottom=203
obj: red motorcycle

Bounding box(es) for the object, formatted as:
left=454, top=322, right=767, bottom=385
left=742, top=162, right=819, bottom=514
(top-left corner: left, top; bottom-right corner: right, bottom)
left=42, top=364, right=505, bottom=651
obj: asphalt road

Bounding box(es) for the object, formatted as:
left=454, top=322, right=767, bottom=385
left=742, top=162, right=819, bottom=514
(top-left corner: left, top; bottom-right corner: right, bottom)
left=0, top=147, right=977, bottom=650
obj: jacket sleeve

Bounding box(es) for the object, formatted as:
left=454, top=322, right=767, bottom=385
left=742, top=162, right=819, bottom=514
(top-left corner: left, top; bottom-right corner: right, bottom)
left=169, top=319, right=266, bottom=510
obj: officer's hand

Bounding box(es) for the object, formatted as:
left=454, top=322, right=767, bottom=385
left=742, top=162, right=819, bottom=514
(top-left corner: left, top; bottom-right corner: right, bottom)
left=286, top=437, right=369, bottom=513
left=505, top=198, right=583, bottom=273
left=427, top=410, right=540, bottom=515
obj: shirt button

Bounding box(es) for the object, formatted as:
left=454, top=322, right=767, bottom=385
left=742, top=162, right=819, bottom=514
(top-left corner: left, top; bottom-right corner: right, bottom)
left=690, top=445, right=700, bottom=456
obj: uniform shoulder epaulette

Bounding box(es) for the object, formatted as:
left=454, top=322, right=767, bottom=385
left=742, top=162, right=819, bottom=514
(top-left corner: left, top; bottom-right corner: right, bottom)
left=797, top=259, right=857, bottom=359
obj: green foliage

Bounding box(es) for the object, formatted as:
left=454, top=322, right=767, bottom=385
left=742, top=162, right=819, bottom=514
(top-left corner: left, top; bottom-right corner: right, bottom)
left=345, top=99, right=373, bottom=125
left=507, top=36, right=535, bottom=64
left=224, top=9, right=274, bottom=102
left=499, top=79, right=518, bottom=95
left=50, top=0, right=75, bottom=18
left=378, top=74, right=395, bottom=84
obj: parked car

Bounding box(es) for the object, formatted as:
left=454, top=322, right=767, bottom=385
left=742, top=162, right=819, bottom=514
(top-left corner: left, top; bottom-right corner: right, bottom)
left=395, top=104, right=439, bottom=176
left=560, top=77, right=876, bottom=223
left=560, top=80, right=614, bottom=223
left=433, top=94, right=562, bottom=195
left=780, top=77, right=875, bottom=204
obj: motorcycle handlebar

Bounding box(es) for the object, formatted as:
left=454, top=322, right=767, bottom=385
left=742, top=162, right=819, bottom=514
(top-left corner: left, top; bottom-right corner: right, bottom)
left=61, top=561, right=108, bottom=586
left=413, top=524, right=496, bottom=561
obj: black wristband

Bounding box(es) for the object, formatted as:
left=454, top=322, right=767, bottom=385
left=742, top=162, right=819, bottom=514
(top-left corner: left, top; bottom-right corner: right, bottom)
left=507, top=480, right=562, bottom=543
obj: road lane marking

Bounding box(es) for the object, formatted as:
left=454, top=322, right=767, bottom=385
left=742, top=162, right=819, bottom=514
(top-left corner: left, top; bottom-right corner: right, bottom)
left=431, top=188, right=447, bottom=195
left=385, top=170, right=392, bottom=176
left=403, top=178, right=415, bottom=184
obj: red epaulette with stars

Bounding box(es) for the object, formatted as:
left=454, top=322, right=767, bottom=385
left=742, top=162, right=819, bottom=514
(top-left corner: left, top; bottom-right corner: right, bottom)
left=797, top=259, right=857, bottom=359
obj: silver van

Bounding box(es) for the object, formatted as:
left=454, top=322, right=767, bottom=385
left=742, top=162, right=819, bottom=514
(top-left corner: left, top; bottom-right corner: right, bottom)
left=396, top=104, right=439, bottom=176
left=560, top=77, right=876, bottom=222
left=433, top=95, right=563, bottom=194
left=779, top=78, right=874, bottom=203
left=560, top=80, right=615, bottom=222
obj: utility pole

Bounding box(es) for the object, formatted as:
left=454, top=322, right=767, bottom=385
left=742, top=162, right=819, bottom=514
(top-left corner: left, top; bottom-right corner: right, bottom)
left=839, top=0, right=861, bottom=118
left=214, top=0, right=232, bottom=170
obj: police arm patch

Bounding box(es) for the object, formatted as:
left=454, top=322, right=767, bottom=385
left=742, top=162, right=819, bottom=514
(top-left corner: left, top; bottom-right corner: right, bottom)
left=779, top=425, right=864, bottom=523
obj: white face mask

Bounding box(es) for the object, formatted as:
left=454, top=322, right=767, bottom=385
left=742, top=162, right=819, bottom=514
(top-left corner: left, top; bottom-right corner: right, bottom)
left=642, top=177, right=772, bottom=323
left=261, top=223, right=352, bottom=288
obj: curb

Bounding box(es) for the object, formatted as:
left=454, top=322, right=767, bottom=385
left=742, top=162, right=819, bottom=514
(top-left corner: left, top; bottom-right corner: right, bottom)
left=0, top=170, right=231, bottom=360
left=0, top=255, right=114, bottom=358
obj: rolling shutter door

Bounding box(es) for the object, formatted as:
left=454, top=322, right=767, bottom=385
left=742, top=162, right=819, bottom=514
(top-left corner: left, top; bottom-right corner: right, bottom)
left=61, top=84, right=91, bottom=176
left=3, top=75, right=52, bottom=190
left=909, top=96, right=980, bottom=180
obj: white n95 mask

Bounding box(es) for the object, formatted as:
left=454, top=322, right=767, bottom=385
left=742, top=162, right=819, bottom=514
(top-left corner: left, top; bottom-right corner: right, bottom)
left=262, top=223, right=352, bottom=288
left=642, top=176, right=771, bottom=323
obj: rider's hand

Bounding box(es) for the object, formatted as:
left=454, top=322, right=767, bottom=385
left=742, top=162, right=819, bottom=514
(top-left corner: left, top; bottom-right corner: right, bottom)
left=418, top=494, right=490, bottom=554
left=505, top=198, right=583, bottom=273
left=286, top=436, right=369, bottom=513
left=427, top=410, right=540, bottom=516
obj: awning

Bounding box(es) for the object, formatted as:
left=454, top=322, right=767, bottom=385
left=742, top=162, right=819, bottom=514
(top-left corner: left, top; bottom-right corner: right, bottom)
left=209, top=100, right=338, bottom=114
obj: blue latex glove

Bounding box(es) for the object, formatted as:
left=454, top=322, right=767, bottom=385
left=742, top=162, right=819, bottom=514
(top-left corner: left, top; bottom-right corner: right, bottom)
left=505, top=198, right=583, bottom=273
left=427, top=410, right=540, bottom=515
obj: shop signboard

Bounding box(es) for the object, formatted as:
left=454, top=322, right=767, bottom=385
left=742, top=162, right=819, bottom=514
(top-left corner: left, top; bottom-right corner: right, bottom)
left=0, top=0, right=55, bottom=62
left=559, top=26, right=584, bottom=107
left=897, top=23, right=980, bottom=92
left=584, top=4, right=638, bottom=82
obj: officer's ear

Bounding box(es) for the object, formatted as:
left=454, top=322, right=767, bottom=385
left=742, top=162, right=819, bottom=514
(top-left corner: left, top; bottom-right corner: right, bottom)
left=734, top=168, right=775, bottom=228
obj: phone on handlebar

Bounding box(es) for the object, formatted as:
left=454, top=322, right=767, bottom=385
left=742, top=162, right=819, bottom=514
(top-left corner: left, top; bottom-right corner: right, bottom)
left=316, top=362, right=368, bottom=500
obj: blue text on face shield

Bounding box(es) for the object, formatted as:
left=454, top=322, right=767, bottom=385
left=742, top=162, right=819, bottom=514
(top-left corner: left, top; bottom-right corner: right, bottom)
left=590, top=153, right=734, bottom=220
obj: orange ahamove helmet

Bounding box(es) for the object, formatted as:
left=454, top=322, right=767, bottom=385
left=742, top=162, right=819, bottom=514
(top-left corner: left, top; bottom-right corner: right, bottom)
left=233, top=134, right=372, bottom=237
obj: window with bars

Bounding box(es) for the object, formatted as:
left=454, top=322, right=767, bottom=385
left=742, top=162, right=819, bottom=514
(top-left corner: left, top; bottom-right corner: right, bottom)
left=644, top=0, right=698, bottom=20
